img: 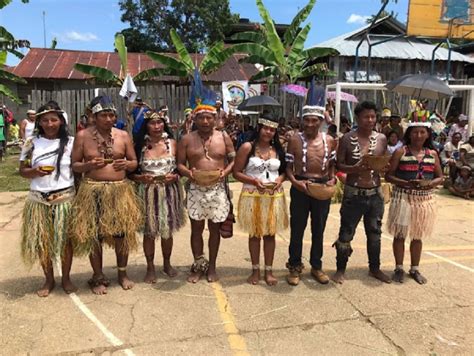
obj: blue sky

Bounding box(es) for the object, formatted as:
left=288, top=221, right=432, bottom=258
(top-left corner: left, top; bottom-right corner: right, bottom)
left=2, top=0, right=409, bottom=66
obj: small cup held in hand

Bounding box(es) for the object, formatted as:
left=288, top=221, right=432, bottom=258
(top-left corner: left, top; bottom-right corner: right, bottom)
left=39, top=165, right=55, bottom=173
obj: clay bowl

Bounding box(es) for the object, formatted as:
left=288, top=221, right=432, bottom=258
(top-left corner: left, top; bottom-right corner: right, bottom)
left=193, top=169, right=221, bottom=187
left=307, top=183, right=336, bottom=200
left=364, top=155, right=391, bottom=171
left=417, top=179, right=432, bottom=188
left=39, top=165, right=55, bottom=173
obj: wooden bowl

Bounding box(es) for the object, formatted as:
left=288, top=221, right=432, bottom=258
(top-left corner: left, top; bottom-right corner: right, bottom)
left=363, top=155, right=391, bottom=171
left=153, top=175, right=166, bottom=183
left=104, top=158, right=114, bottom=164
left=193, top=169, right=221, bottom=187
left=39, top=165, right=55, bottom=173
left=263, top=182, right=277, bottom=190
left=307, top=183, right=336, bottom=200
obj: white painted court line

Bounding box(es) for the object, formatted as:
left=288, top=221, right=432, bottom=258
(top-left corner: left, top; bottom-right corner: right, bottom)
left=327, top=213, right=474, bottom=273
left=56, top=262, right=135, bottom=356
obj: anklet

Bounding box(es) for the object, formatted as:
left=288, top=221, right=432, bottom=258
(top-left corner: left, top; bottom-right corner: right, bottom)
left=252, top=264, right=260, bottom=270
left=117, top=266, right=127, bottom=272
left=264, top=265, right=272, bottom=271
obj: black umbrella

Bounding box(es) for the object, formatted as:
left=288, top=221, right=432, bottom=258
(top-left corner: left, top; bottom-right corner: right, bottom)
left=385, top=74, right=454, bottom=100
left=237, top=95, right=281, bottom=110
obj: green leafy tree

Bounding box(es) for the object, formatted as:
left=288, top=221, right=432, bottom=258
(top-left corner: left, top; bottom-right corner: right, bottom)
left=229, top=0, right=338, bottom=84
left=118, top=0, right=239, bottom=53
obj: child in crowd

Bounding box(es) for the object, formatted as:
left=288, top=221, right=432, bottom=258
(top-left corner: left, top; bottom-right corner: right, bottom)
left=448, top=166, right=474, bottom=199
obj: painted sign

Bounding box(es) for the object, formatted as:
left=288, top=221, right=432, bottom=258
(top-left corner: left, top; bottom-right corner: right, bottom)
left=407, top=0, right=474, bottom=39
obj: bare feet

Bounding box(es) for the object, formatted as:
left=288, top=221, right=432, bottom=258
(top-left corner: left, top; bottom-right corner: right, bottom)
left=187, top=270, right=203, bottom=283
left=369, top=269, right=392, bottom=283
left=264, top=271, right=278, bottom=286
left=61, top=277, right=78, bottom=294
left=88, top=274, right=109, bottom=295
left=332, top=270, right=345, bottom=284
left=144, top=267, right=157, bottom=284
left=118, top=271, right=135, bottom=290
left=247, top=269, right=260, bottom=285
left=207, top=268, right=219, bottom=283
left=163, top=264, right=178, bottom=278
left=37, top=279, right=55, bottom=297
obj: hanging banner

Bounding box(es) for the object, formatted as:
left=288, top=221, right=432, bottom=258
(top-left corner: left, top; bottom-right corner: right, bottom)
left=222, top=81, right=262, bottom=113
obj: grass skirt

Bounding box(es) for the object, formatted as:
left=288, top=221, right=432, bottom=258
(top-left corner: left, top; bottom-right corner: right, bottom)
left=70, top=179, right=143, bottom=255
left=138, top=181, right=186, bottom=239
left=387, top=186, right=436, bottom=240
left=237, top=187, right=288, bottom=238
left=21, top=195, right=72, bottom=267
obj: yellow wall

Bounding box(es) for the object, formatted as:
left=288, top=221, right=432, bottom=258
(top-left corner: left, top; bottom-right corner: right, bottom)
left=407, top=0, right=474, bottom=39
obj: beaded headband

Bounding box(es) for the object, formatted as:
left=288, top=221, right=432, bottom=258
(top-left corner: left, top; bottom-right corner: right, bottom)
left=35, top=108, right=64, bottom=117
left=193, top=104, right=217, bottom=115
left=302, top=105, right=325, bottom=119
left=91, top=102, right=116, bottom=114
left=258, top=118, right=279, bottom=128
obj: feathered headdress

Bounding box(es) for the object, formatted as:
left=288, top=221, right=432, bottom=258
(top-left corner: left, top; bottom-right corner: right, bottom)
left=189, top=68, right=217, bottom=115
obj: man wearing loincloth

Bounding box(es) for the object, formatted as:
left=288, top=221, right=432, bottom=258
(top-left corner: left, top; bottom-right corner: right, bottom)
left=332, top=101, right=391, bottom=284
left=177, top=104, right=235, bottom=283
left=70, top=95, right=142, bottom=295
left=285, top=105, right=337, bottom=286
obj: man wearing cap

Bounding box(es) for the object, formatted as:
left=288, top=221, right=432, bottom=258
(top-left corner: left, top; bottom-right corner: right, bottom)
left=332, top=101, right=391, bottom=284
left=177, top=102, right=235, bottom=283
left=20, top=109, right=37, bottom=141
left=70, top=95, right=142, bottom=295
left=376, top=107, right=391, bottom=133
left=285, top=105, right=337, bottom=286
left=448, top=114, right=469, bottom=142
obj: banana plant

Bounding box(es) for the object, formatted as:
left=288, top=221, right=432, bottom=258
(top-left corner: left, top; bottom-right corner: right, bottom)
left=230, top=0, right=338, bottom=84
left=134, top=29, right=241, bottom=81
left=0, top=27, right=28, bottom=103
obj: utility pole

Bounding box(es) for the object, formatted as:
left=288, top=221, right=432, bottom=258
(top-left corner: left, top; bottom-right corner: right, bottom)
left=42, top=11, right=46, bottom=48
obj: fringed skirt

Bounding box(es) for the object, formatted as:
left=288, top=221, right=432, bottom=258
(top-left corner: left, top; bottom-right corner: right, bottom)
left=237, top=187, right=288, bottom=238
left=70, top=179, right=143, bottom=255
left=138, top=181, right=186, bottom=239
left=21, top=187, right=75, bottom=267
left=387, top=186, right=437, bottom=240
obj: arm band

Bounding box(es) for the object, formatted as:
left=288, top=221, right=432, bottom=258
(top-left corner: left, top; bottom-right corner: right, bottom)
left=285, top=153, right=295, bottom=163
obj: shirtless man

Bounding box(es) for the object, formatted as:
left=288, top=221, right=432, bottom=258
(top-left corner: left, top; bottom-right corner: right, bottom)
left=177, top=105, right=235, bottom=283
left=285, top=105, right=336, bottom=286
left=71, top=95, right=142, bottom=294
left=332, top=101, right=391, bottom=284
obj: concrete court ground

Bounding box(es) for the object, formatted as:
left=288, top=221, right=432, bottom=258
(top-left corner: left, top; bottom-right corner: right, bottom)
left=0, top=183, right=473, bottom=356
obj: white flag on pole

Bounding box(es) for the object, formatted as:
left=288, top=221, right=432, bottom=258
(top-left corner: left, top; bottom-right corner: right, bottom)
left=119, top=74, right=138, bottom=102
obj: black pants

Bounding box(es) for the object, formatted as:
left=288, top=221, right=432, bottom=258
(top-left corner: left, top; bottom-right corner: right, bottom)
left=336, top=189, right=384, bottom=271
left=288, top=186, right=331, bottom=270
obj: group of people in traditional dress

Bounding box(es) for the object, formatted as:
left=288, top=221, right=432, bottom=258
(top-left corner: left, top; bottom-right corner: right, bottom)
left=19, top=94, right=445, bottom=297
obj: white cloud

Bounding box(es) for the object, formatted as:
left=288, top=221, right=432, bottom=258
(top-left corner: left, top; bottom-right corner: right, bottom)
left=55, top=31, right=99, bottom=43
left=347, top=14, right=370, bottom=25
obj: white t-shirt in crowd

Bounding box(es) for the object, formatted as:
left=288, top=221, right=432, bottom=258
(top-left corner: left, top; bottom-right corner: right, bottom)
left=19, top=136, right=75, bottom=192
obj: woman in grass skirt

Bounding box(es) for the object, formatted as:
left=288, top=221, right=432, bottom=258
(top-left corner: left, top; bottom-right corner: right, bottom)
left=19, top=103, right=76, bottom=297
left=233, top=112, right=288, bottom=286
left=130, top=111, right=185, bottom=283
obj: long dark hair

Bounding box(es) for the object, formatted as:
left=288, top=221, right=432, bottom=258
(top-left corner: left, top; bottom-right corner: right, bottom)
left=133, top=114, right=174, bottom=174
left=35, top=103, right=70, bottom=180
left=245, top=122, right=286, bottom=175
left=403, top=126, right=435, bottom=150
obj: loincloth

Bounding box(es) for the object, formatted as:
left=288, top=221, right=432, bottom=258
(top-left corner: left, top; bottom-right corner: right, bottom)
left=187, top=181, right=229, bottom=223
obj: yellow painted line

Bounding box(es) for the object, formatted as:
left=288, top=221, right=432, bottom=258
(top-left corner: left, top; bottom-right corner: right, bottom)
left=211, top=282, right=250, bottom=356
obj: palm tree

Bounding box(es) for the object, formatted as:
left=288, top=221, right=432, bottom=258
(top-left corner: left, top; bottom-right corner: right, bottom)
left=228, top=0, right=338, bottom=84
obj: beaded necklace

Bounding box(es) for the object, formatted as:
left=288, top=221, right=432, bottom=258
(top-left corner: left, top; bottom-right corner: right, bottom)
left=93, top=129, right=114, bottom=159
left=298, top=132, right=329, bottom=173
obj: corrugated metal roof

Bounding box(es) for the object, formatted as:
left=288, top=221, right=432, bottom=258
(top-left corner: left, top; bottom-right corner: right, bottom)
left=309, top=18, right=474, bottom=63
left=9, top=48, right=259, bottom=82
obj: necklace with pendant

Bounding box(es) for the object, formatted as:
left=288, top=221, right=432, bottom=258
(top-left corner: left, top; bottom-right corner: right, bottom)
left=200, top=134, right=212, bottom=160
left=93, top=129, right=114, bottom=159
